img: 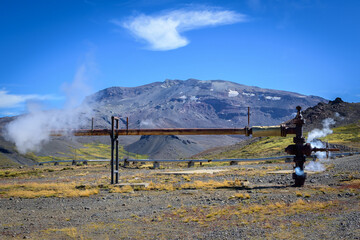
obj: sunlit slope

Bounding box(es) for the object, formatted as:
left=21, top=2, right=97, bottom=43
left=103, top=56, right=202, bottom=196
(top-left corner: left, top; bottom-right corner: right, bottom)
left=321, top=121, right=360, bottom=149
left=24, top=143, right=148, bottom=163
left=194, top=122, right=360, bottom=160
left=193, top=136, right=293, bottom=159
left=0, top=152, right=20, bottom=167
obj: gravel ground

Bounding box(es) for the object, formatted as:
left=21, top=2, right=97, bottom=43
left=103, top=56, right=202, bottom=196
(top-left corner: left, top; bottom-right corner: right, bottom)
left=0, top=155, right=359, bottom=239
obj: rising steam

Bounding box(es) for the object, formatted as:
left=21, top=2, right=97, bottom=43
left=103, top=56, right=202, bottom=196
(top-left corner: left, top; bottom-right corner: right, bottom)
left=305, top=118, right=335, bottom=172
left=4, top=61, right=94, bottom=154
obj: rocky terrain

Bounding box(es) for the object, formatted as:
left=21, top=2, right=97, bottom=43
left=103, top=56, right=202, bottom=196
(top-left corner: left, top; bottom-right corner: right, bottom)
left=0, top=154, right=359, bottom=239
left=301, top=97, right=360, bottom=131
left=0, top=85, right=358, bottom=239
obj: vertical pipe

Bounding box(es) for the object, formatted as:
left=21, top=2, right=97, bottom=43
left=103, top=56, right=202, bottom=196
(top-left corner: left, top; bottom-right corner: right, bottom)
left=126, top=117, right=129, bottom=134
left=326, top=142, right=329, bottom=159
left=248, top=107, right=250, bottom=127
left=115, top=118, right=119, bottom=184
left=292, top=106, right=306, bottom=187
left=111, top=116, right=115, bottom=184
left=91, top=118, right=94, bottom=131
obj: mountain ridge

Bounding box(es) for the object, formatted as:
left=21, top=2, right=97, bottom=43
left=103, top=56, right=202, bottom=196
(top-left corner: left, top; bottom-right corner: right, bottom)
left=0, top=79, right=327, bottom=164
left=86, top=79, right=325, bottom=129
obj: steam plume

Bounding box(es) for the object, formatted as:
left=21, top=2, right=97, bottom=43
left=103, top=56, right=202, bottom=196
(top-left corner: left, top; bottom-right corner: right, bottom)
left=305, top=118, right=335, bottom=172
left=4, top=62, right=94, bottom=154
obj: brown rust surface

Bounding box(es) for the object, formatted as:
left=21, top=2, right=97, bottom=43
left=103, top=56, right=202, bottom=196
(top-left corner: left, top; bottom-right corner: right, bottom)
left=53, top=128, right=249, bottom=136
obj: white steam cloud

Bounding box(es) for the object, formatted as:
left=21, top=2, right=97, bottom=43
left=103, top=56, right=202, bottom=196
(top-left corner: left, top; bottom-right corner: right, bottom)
left=307, top=118, right=335, bottom=143
left=4, top=61, right=95, bottom=154
left=117, top=8, right=246, bottom=50
left=305, top=118, right=335, bottom=172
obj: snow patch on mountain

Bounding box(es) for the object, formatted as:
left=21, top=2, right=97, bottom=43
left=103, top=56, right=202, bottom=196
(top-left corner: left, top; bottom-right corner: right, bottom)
left=228, top=90, right=239, bottom=97
left=265, top=96, right=281, bottom=100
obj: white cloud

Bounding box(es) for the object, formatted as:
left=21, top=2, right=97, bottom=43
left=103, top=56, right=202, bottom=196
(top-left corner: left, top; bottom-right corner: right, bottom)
left=0, top=90, right=59, bottom=109
left=117, top=8, right=247, bottom=51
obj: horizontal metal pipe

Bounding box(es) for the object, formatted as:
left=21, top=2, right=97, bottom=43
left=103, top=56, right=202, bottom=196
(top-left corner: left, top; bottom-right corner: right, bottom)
left=51, top=125, right=298, bottom=137
left=52, top=128, right=249, bottom=136
left=116, top=128, right=248, bottom=136
left=252, top=126, right=283, bottom=137
left=312, top=148, right=340, bottom=152
left=40, top=152, right=360, bottom=165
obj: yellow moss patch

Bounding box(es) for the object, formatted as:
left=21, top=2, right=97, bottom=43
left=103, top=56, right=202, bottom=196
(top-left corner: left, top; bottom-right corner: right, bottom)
left=229, top=193, right=251, bottom=199
left=168, top=199, right=336, bottom=225
left=110, top=185, right=134, bottom=193
left=43, top=227, right=80, bottom=239
left=0, top=182, right=99, bottom=198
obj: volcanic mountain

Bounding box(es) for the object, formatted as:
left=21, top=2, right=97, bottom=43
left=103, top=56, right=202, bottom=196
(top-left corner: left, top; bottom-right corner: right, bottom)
left=0, top=79, right=327, bottom=164
left=84, top=79, right=325, bottom=159
left=86, top=79, right=325, bottom=129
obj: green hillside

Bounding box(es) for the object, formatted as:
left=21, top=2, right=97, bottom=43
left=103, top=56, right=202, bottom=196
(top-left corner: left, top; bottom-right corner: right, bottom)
left=195, top=122, right=360, bottom=160
left=321, top=121, right=360, bottom=149
left=0, top=153, right=20, bottom=168
left=24, top=143, right=148, bottom=163
left=195, top=136, right=293, bottom=160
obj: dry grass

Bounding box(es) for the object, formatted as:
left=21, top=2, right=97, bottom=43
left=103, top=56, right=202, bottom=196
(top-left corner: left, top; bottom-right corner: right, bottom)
left=229, top=193, right=251, bottom=199
left=109, top=185, right=134, bottom=193
left=165, top=199, right=336, bottom=226
left=145, top=178, right=249, bottom=192
left=0, top=182, right=99, bottom=198
left=340, top=179, right=360, bottom=189
left=0, top=168, right=43, bottom=178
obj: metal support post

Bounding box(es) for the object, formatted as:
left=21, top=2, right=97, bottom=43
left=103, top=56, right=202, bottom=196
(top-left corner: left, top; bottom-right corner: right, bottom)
left=126, top=117, right=129, bottom=133
left=292, top=106, right=307, bottom=187
left=110, top=116, right=115, bottom=184
left=115, top=118, right=119, bottom=184
left=153, top=161, right=160, bottom=169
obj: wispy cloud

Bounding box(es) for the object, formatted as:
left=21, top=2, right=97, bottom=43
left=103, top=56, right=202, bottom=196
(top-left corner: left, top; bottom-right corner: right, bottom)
left=115, top=8, right=247, bottom=51
left=0, top=90, right=60, bottom=109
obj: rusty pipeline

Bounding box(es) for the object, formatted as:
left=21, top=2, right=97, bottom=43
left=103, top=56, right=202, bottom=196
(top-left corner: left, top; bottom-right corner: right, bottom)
left=285, top=143, right=340, bottom=156
left=49, top=106, right=339, bottom=187
left=51, top=125, right=298, bottom=137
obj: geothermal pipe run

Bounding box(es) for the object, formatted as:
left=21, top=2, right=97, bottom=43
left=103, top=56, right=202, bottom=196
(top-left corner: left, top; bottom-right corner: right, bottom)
left=58, top=126, right=287, bottom=137
left=51, top=106, right=338, bottom=186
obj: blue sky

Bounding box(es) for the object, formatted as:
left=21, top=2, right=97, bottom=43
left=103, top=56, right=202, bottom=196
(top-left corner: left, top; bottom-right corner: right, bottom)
left=1, top=0, right=360, bottom=117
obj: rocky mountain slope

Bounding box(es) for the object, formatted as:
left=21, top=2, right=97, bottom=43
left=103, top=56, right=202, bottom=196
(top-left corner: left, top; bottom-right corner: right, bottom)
left=85, top=79, right=325, bottom=159
left=302, top=97, right=360, bottom=131
left=0, top=79, right=326, bottom=164
left=86, top=79, right=325, bottom=129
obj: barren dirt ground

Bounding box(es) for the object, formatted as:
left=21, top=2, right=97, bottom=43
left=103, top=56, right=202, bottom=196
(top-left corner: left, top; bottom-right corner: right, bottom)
left=1, top=155, right=359, bottom=239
